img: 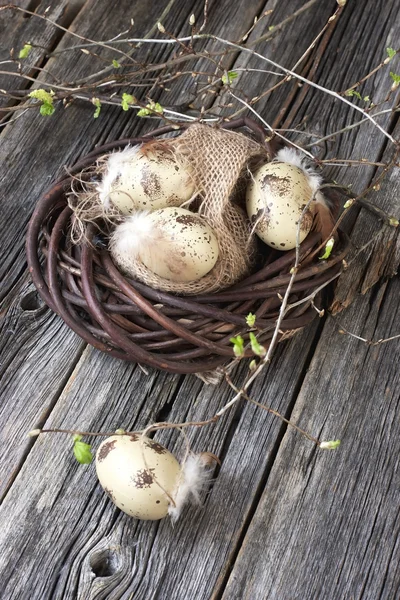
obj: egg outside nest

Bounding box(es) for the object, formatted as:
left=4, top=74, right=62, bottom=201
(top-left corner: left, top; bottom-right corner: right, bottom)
left=95, top=434, right=215, bottom=521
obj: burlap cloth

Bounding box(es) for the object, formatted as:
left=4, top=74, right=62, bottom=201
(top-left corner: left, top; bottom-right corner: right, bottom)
left=120, top=124, right=267, bottom=294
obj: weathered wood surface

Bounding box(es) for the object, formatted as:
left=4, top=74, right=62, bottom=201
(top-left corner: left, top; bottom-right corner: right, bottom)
left=0, top=0, right=399, bottom=599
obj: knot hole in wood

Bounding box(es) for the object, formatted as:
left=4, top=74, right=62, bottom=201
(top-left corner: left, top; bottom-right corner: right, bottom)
left=19, top=290, right=45, bottom=314
left=89, top=548, right=121, bottom=578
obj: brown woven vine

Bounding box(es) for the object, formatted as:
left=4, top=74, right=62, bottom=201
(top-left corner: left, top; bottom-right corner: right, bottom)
left=26, top=118, right=351, bottom=375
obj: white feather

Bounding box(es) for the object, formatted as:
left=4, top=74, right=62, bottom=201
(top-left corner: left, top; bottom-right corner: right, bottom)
left=109, top=212, right=155, bottom=259
left=168, top=453, right=213, bottom=522
left=275, top=147, right=323, bottom=196
left=97, top=145, right=141, bottom=209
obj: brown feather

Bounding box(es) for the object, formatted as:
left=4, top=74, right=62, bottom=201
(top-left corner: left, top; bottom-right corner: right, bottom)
left=312, top=197, right=336, bottom=243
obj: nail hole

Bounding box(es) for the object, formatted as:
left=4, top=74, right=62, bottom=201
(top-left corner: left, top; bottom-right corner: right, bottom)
left=20, top=291, right=44, bottom=312
left=90, top=549, right=120, bottom=578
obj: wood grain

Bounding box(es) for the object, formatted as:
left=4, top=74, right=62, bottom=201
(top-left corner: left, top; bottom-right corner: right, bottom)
left=0, top=324, right=321, bottom=600
left=221, top=276, right=400, bottom=600
left=0, top=274, right=84, bottom=499
left=0, top=1, right=79, bottom=111
left=0, top=0, right=399, bottom=598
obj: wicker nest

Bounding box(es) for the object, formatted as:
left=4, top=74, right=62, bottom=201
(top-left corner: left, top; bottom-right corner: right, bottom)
left=26, top=118, right=351, bottom=376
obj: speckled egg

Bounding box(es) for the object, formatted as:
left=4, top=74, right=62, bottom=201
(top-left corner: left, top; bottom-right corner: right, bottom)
left=98, top=144, right=196, bottom=214
left=246, top=162, right=315, bottom=250
left=139, top=207, right=219, bottom=281
left=95, top=434, right=181, bottom=520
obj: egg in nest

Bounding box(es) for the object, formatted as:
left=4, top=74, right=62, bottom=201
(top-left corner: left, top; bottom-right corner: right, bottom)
left=97, top=143, right=196, bottom=214
left=246, top=148, right=333, bottom=250
left=110, top=207, right=220, bottom=282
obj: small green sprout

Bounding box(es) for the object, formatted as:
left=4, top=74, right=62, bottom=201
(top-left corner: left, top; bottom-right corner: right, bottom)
left=320, top=439, right=341, bottom=450
left=246, top=312, right=256, bottom=327
left=137, top=101, right=163, bottom=117
left=249, top=359, right=257, bottom=371
left=92, top=97, right=101, bottom=118
left=249, top=332, right=266, bottom=357
left=222, top=71, right=238, bottom=85
left=386, top=47, right=396, bottom=60
left=343, top=199, right=354, bottom=209
left=345, top=89, right=362, bottom=100
left=19, top=43, right=32, bottom=59
left=268, top=25, right=275, bottom=31
left=230, top=335, right=245, bottom=358
left=121, top=93, right=136, bottom=111
left=28, top=89, right=55, bottom=116
left=72, top=434, right=93, bottom=464
left=390, top=72, right=400, bottom=89
left=319, top=237, right=335, bottom=260
left=112, top=59, right=121, bottom=68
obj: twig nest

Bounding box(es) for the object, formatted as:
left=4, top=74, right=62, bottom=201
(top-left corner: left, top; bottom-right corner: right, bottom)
left=246, top=148, right=329, bottom=250
left=97, top=143, right=196, bottom=214
left=110, top=207, right=220, bottom=282
left=96, top=434, right=181, bottom=520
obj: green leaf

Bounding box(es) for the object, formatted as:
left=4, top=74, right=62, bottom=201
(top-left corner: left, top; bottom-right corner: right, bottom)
left=112, top=59, right=121, bottom=68
left=19, top=43, right=32, bottom=59
left=245, top=312, right=256, bottom=327
left=390, top=72, right=400, bottom=85
left=137, top=107, right=150, bottom=117
left=268, top=25, right=275, bottom=31
left=73, top=437, right=93, bottom=464
left=363, top=95, right=370, bottom=102
left=39, top=102, right=55, bottom=116
left=137, top=101, right=164, bottom=117
left=121, top=93, right=136, bottom=111
left=387, top=47, right=396, bottom=60
left=230, top=335, right=245, bottom=358
left=29, top=89, right=55, bottom=116
left=320, top=439, right=341, bottom=450
left=29, top=88, right=54, bottom=104
left=222, top=70, right=238, bottom=85
left=249, top=332, right=266, bottom=357
left=92, top=97, right=101, bottom=118
left=319, top=237, right=335, bottom=260
left=344, top=89, right=362, bottom=100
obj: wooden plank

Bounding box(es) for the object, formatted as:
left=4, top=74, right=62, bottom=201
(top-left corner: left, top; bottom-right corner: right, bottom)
left=221, top=275, right=400, bottom=600
left=0, top=275, right=84, bottom=499
left=0, top=323, right=320, bottom=600
left=217, top=4, right=400, bottom=597
left=0, top=0, right=186, bottom=501
left=331, top=120, right=400, bottom=313
left=0, top=1, right=79, bottom=111
left=0, top=0, right=270, bottom=503
left=0, top=1, right=398, bottom=599
left=0, top=2, right=340, bottom=597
